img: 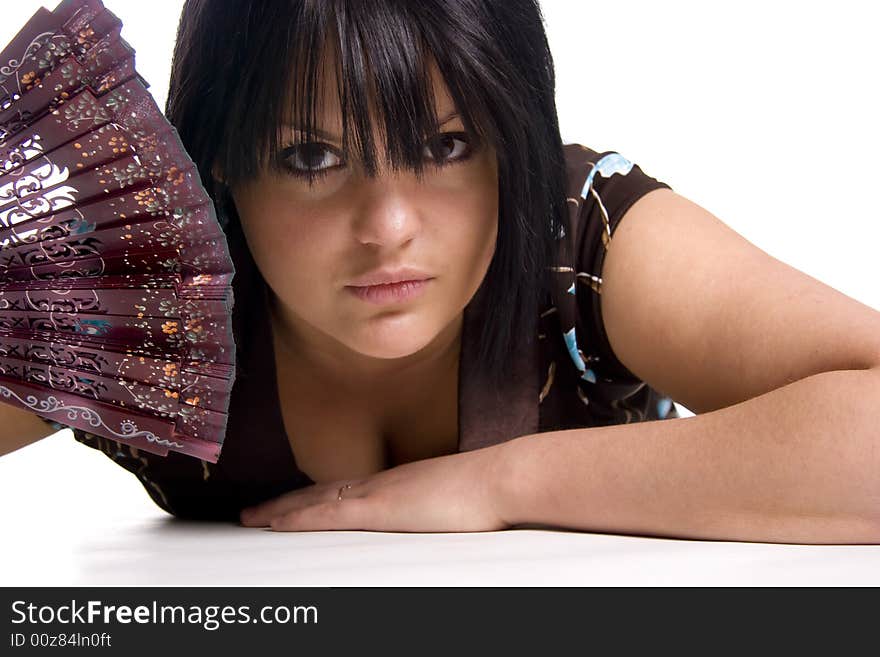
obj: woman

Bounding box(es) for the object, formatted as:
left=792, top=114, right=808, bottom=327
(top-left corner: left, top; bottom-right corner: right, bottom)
left=60, top=0, right=880, bottom=543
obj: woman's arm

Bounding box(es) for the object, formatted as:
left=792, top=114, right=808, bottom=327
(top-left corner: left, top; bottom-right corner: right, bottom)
left=491, top=188, right=880, bottom=544
left=494, top=365, right=880, bottom=544
left=0, top=404, right=64, bottom=458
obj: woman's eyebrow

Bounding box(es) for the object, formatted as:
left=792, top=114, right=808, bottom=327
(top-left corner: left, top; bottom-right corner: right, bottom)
left=284, top=110, right=460, bottom=142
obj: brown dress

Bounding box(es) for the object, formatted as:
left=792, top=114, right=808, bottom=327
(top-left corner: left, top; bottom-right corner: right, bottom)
left=41, top=143, right=679, bottom=521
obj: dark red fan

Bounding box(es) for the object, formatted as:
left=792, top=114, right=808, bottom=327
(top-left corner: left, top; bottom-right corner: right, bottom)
left=0, top=0, right=236, bottom=463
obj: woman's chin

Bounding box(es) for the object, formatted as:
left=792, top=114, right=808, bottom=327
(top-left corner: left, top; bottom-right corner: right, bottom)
left=346, top=336, right=436, bottom=361
left=341, top=324, right=440, bottom=361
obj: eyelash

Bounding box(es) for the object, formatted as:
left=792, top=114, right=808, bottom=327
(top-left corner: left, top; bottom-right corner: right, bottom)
left=276, top=131, right=475, bottom=182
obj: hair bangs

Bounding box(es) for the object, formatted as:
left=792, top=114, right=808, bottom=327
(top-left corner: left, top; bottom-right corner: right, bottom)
left=216, top=0, right=500, bottom=189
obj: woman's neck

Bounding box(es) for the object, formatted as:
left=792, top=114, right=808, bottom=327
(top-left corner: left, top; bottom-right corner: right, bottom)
left=267, top=290, right=463, bottom=398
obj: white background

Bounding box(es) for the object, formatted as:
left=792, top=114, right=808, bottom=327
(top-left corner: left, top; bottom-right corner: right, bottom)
left=1, top=1, right=878, bottom=585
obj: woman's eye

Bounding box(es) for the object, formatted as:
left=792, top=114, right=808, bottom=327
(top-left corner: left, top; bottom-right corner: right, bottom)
left=278, top=142, right=342, bottom=177
left=423, top=132, right=472, bottom=166
left=277, top=132, right=473, bottom=181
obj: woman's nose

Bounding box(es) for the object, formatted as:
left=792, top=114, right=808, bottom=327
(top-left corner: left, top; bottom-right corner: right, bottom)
left=351, top=172, right=424, bottom=248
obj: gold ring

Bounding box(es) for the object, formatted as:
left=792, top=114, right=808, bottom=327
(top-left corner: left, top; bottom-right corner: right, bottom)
left=337, top=483, right=353, bottom=501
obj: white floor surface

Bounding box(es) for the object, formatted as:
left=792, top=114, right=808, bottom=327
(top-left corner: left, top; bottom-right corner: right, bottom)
left=2, top=429, right=879, bottom=587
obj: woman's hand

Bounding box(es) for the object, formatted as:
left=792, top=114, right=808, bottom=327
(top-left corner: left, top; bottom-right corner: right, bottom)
left=238, top=444, right=510, bottom=533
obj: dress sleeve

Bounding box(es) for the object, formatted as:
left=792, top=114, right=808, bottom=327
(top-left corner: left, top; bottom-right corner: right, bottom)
left=573, top=146, right=673, bottom=383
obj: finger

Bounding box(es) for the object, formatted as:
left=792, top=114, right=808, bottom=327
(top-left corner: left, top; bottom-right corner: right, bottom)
left=269, top=499, right=367, bottom=532
left=239, top=510, right=272, bottom=527
left=238, top=497, right=298, bottom=527
left=240, top=482, right=351, bottom=526
left=240, top=490, right=312, bottom=526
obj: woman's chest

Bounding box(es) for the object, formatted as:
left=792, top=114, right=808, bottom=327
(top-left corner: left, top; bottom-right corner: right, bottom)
left=274, top=362, right=460, bottom=485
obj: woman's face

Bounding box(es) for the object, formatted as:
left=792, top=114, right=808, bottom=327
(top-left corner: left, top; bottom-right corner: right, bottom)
left=228, top=56, right=498, bottom=382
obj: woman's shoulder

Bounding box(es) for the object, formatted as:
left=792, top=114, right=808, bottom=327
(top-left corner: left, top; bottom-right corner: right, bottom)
left=558, top=142, right=672, bottom=296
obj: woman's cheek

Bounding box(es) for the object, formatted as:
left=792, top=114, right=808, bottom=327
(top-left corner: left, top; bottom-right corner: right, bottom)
left=282, top=226, right=351, bottom=306
left=235, top=197, right=307, bottom=291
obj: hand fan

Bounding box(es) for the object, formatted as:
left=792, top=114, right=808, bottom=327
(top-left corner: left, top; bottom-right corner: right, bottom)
left=0, top=0, right=236, bottom=463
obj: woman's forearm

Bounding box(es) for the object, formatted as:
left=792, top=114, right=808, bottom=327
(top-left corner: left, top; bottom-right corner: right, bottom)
left=0, top=406, right=60, bottom=458
left=492, top=367, right=880, bottom=544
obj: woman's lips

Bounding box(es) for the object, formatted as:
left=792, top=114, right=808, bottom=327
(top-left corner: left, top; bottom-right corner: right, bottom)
left=345, top=278, right=432, bottom=305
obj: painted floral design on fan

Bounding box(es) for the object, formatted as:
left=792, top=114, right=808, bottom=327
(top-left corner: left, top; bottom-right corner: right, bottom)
left=0, top=0, right=236, bottom=461
left=71, top=317, right=110, bottom=335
